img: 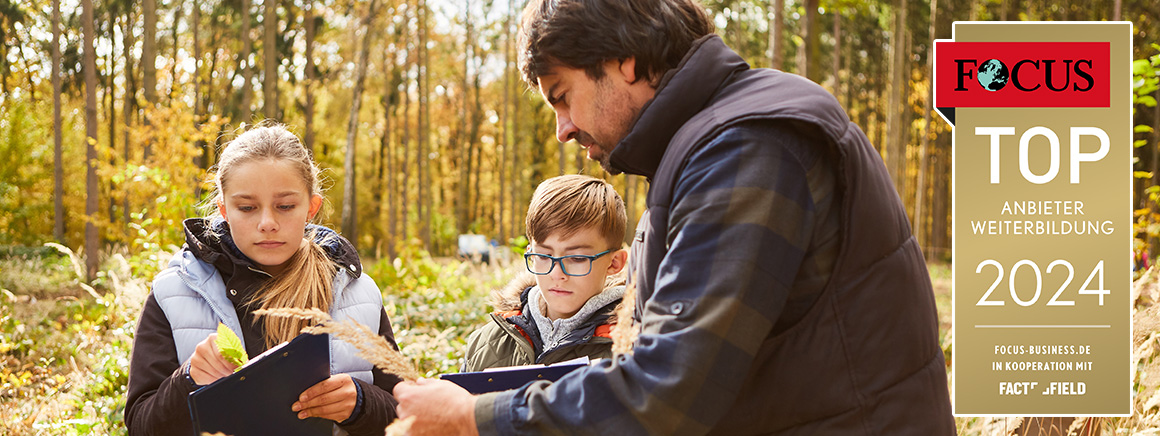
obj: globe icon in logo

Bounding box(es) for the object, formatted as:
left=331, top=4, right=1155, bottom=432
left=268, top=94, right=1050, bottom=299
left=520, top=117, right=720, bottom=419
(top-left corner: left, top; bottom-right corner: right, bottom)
left=977, top=59, right=1009, bottom=91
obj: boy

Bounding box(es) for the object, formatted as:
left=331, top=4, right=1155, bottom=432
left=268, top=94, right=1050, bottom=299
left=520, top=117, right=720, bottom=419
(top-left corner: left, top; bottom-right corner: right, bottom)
left=462, top=175, right=628, bottom=371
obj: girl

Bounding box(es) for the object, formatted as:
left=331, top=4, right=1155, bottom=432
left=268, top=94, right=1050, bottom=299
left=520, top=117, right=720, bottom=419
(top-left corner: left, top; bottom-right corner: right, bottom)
left=125, top=124, right=400, bottom=435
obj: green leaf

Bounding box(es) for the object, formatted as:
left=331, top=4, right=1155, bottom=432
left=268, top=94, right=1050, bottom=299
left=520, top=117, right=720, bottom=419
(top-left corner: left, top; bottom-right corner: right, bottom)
left=1135, top=171, right=1153, bottom=179
left=1137, top=125, right=1156, bottom=134
left=1136, top=139, right=1149, bottom=148
left=1134, top=59, right=1152, bottom=76
left=1139, top=96, right=1158, bottom=108
left=216, top=323, right=248, bottom=369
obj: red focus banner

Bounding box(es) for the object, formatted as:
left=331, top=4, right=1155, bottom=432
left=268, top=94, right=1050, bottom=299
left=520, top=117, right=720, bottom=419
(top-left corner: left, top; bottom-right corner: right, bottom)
left=934, top=41, right=1110, bottom=108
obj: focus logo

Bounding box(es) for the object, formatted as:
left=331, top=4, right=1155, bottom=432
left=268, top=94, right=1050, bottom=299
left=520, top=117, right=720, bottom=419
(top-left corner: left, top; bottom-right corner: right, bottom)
left=975, top=59, right=1009, bottom=91
left=935, top=42, right=1109, bottom=108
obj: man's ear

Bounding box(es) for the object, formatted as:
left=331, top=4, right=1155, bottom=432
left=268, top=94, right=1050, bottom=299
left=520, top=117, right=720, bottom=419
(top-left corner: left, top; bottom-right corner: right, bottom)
left=607, top=248, right=629, bottom=275
left=217, top=199, right=228, bottom=221
left=616, top=57, right=639, bottom=84
left=308, top=194, right=323, bottom=220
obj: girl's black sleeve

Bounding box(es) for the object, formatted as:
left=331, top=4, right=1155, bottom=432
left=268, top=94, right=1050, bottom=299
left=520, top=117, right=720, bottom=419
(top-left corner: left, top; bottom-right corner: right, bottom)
left=125, top=294, right=198, bottom=436
left=337, top=307, right=404, bottom=435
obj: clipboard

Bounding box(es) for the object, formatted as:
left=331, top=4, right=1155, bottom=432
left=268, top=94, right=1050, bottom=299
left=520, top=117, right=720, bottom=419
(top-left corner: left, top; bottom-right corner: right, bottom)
left=440, top=358, right=589, bottom=394
left=188, top=332, right=332, bottom=436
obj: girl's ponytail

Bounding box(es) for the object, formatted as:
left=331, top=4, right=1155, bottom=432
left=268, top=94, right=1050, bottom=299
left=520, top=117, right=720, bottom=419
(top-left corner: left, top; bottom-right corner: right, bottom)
left=248, top=230, right=337, bottom=348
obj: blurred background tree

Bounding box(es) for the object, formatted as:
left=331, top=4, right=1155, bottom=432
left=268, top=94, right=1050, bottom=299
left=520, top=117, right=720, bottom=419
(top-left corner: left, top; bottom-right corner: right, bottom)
left=0, top=0, right=1157, bottom=272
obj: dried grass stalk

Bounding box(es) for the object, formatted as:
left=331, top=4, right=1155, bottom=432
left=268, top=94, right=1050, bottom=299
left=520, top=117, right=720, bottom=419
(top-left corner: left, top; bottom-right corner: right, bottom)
left=252, top=307, right=331, bottom=323
left=1066, top=416, right=1104, bottom=436
left=1004, top=417, right=1023, bottom=436
left=384, top=416, right=416, bottom=436
left=303, top=321, right=420, bottom=381
left=256, top=307, right=420, bottom=381
left=611, top=281, right=639, bottom=355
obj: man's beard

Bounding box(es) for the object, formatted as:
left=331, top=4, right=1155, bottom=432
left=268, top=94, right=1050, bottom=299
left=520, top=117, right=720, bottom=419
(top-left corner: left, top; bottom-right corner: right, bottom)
left=598, top=152, right=618, bottom=175
left=588, top=76, right=639, bottom=175
left=576, top=131, right=620, bottom=174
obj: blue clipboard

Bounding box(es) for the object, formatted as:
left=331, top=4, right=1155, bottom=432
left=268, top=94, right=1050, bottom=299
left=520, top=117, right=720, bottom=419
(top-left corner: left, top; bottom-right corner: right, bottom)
left=188, top=332, right=332, bottom=436
left=440, top=359, right=588, bottom=394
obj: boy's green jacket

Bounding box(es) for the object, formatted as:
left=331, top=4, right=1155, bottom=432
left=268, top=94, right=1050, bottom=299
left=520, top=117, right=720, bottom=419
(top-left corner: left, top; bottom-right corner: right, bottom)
left=462, top=273, right=626, bottom=372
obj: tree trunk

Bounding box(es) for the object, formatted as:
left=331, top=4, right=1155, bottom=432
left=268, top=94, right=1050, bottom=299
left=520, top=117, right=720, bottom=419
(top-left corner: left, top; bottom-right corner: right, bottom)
left=106, top=13, right=117, bottom=225
left=458, top=0, right=472, bottom=235
left=1113, top=0, right=1121, bottom=21
left=170, top=0, right=183, bottom=102
left=802, top=0, right=819, bottom=80
left=769, top=0, right=784, bottom=69
left=53, top=0, right=63, bottom=241
left=83, top=0, right=100, bottom=280
left=384, top=103, right=397, bottom=260
left=886, top=0, right=909, bottom=196
left=304, top=0, right=316, bottom=156
left=400, top=2, right=411, bottom=244
left=471, top=68, right=483, bottom=228
left=194, top=0, right=210, bottom=177
left=143, top=0, right=157, bottom=160
left=380, top=95, right=395, bottom=259
left=558, top=140, right=566, bottom=175
left=193, top=0, right=201, bottom=116
left=0, top=32, right=7, bottom=97
left=240, top=0, right=253, bottom=123
left=342, top=0, right=378, bottom=249
left=831, top=11, right=841, bottom=103
left=499, top=0, right=511, bottom=242
left=914, top=0, right=936, bottom=258
left=419, top=0, right=430, bottom=248
left=1151, top=95, right=1160, bottom=261
left=511, top=50, right=522, bottom=238
left=122, top=9, right=136, bottom=225
left=466, top=62, right=483, bottom=229
left=933, top=136, right=950, bottom=260
left=264, top=0, right=277, bottom=119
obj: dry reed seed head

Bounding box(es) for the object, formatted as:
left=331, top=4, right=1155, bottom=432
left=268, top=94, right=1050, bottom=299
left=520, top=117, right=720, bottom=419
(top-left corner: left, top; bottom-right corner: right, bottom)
left=610, top=281, right=639, bottom=355
left=385, top=416, right=417, bottom=436
left=252, top=307, right=333, bottom=323
left=304, top=320, right=421, bottom=381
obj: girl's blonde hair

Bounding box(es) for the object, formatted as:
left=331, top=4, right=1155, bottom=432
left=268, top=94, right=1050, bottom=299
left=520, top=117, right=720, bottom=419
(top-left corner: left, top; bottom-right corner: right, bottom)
left=204, top=123, right=337, bottom=348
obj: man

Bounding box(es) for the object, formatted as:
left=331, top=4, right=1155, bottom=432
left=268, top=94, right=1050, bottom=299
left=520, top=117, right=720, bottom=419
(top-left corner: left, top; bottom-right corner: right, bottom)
left=394, top=0, right=955, bottom=434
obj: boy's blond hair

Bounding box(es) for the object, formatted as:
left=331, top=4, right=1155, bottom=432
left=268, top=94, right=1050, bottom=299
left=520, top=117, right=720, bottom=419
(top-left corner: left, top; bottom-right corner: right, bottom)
left=526, top=175, right=627, bottom=248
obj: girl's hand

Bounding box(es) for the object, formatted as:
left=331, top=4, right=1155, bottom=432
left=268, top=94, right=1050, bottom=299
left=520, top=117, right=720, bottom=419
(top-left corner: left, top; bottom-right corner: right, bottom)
left=188, top=333, right=238, bottom=385
left=293, top=374, right=358, bottom=423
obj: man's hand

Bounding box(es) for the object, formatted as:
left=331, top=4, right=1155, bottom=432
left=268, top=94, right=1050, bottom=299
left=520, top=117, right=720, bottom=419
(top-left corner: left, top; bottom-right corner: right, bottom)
left=394, top=378, right=479, bottom=436
left=188, top=333, right=238, bottom=385
left=293, top=374, right=358, bottom=422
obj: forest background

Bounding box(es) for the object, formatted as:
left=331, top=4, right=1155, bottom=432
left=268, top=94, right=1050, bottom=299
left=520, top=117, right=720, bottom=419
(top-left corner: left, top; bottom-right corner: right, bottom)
left=3, top=0, right=1160, bottom=434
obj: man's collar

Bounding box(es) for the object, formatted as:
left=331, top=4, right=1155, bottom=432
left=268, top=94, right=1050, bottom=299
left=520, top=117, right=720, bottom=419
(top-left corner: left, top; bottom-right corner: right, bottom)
left=607, top=35, right=750, bottom=179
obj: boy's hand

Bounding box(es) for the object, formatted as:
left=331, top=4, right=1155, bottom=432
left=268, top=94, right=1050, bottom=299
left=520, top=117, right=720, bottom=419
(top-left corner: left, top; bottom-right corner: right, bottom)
left=188, top=333, right=238, bottom=385
left=394, top=378, right=478, bottom=436
left=293, top=374, right=358, bottom=423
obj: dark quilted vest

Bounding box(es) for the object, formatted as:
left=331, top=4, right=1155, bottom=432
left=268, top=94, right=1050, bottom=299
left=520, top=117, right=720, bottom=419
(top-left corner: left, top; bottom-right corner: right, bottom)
left=612, top=35, right=955, bottom=435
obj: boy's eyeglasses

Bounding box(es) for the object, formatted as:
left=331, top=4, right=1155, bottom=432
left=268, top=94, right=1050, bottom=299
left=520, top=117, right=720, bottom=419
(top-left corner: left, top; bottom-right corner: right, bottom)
left=524, top=249, right=612, bottom=277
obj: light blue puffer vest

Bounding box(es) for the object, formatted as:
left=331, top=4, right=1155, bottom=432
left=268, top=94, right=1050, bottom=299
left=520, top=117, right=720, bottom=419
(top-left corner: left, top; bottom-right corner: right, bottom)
left=152, top=249, right=382, bottom=384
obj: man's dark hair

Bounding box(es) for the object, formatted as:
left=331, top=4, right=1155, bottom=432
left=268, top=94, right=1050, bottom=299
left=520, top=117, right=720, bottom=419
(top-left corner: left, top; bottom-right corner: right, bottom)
left=518, top=0, right=715, bottom=88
